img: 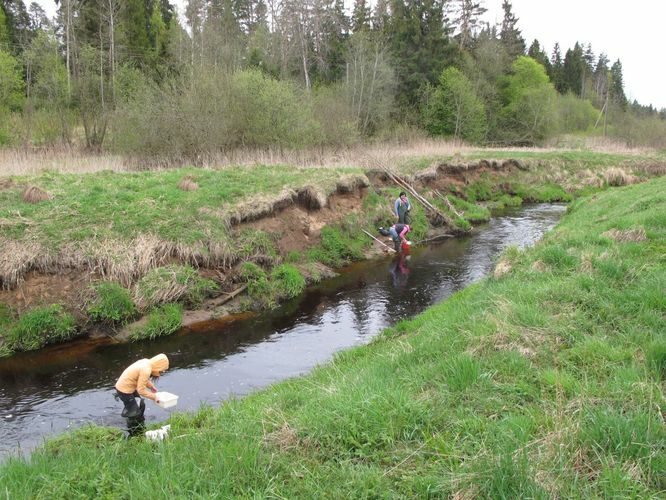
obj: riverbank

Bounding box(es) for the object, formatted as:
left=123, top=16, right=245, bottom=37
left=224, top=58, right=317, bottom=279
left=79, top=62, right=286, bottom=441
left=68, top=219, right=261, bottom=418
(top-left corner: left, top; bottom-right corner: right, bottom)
left=0, top=149, right=664, bottom=357
left=1, top=173, right=663, bottom=497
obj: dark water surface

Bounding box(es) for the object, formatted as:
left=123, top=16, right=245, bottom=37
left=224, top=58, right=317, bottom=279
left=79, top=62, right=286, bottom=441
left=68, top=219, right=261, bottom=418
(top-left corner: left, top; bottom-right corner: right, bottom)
left=0, top=204, right=565, bottom=459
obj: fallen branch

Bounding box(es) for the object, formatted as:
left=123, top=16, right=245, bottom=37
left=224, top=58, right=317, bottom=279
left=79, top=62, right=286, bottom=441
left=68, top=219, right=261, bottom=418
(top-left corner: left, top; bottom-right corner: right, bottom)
left=208, top=284, right=249, bottom=307
left=433, top=190, right=463, bottom=218
left=362, top=229, right=396, bottom=253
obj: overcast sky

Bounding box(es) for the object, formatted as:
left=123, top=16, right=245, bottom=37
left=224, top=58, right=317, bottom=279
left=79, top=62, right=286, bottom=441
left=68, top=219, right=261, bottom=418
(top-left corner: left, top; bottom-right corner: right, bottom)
left=32, top=0, right=665, bottom=109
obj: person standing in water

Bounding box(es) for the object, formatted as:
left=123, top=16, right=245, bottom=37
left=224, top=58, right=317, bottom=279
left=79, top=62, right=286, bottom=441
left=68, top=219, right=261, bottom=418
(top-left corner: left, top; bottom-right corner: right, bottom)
left=115, top=353, right=169, bottom=418
left=394, top=191, right=412, bottom=224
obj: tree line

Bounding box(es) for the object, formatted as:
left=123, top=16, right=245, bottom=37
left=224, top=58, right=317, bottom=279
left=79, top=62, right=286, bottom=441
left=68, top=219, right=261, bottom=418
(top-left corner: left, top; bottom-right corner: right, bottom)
left=0, top=0, right=664, bottom=156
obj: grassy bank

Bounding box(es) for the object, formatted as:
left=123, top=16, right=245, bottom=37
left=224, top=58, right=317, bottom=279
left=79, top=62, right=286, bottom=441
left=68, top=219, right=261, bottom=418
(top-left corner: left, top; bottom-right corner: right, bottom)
left=1, top=150, right=663, bottom=357
left=1, top=176, right=663, bottom=497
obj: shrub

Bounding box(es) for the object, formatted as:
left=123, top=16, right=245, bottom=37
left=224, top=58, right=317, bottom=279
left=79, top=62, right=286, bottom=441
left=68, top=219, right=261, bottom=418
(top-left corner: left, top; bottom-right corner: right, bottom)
left=6, top=305, right=77, bottom=351
left=87, top=281, right=137, bottom=325
left=129, top=303, right=182, bottom=341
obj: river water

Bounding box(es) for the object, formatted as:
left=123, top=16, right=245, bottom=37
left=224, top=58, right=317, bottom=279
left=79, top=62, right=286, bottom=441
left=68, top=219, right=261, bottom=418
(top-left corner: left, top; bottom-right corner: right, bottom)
left=0, top=204, right=565, bottom=459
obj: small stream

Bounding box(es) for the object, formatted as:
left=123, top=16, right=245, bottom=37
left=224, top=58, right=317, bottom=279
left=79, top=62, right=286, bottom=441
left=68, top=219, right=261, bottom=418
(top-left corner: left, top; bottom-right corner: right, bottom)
left=0, top=204, right=566, bottom=459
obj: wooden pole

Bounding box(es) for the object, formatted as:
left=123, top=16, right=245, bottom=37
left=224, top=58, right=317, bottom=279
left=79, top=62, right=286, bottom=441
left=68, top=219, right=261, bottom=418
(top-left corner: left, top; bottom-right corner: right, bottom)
left=362, top=229, right=396, bottom=252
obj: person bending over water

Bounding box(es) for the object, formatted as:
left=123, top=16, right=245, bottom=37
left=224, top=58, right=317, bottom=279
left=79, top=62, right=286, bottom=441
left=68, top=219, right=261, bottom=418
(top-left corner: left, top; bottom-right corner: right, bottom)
left=115, top=353, right=169, bottom=418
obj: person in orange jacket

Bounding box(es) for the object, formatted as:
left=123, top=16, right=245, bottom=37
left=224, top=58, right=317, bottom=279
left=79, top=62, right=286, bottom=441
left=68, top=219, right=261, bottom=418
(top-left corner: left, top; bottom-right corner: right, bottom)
left=115, top=353, right=169, bottom=418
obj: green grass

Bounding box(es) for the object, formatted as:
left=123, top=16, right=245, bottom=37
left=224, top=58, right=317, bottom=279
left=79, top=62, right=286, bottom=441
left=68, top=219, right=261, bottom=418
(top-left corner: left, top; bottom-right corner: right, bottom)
left=129, top=303, right=183, bottom=341
left=1, top=176, right=664, bottom=497
left=240, top=262, right=306, bottom=309
left=3, top=304, right=77, bottom=352
left=270, top=264, right=306, bottom=299
left=0, top=165, right=363, bottom=250
left=86, top=281, right=137, bottom=325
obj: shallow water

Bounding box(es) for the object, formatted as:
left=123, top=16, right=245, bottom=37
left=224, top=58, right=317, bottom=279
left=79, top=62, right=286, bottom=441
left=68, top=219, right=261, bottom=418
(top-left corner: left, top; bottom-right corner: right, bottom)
left=0, top=204, right=565, bottom=459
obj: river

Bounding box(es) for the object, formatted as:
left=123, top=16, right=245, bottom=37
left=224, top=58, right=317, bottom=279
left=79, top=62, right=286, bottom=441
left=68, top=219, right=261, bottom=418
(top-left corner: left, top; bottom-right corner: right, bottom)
left=0, top=203, right=566, bottom=459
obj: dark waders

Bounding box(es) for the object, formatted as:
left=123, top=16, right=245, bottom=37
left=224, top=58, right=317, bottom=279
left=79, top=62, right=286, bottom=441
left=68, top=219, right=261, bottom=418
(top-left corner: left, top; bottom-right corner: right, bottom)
left=115, top=390, right=146, bottom=437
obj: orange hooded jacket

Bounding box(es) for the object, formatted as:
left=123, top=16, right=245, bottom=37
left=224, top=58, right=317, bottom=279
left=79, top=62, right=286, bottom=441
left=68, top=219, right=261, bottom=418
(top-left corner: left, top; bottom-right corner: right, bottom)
left=115, top=354, right=169, bottom=401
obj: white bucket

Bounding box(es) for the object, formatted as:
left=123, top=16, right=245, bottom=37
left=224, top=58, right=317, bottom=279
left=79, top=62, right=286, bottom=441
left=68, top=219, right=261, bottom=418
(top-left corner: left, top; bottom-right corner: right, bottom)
left=155, top=391, right=178, bottom=409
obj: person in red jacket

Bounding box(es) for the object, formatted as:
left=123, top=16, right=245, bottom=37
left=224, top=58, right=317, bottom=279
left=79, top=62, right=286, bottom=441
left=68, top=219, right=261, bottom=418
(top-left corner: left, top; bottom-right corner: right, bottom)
left=115, top=353, right=169, bottom=418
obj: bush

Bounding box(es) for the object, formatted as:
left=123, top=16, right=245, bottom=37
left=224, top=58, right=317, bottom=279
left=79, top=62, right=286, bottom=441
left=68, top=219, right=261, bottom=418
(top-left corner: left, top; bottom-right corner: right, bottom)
left=129, top=303, right=183, bottom=341
left=312, top=84, right=359, bottom=146
left=557, top=93, right=597, bottom=132
left=6, top=305, right=77, bottom=351
left=228, top=69, right=319, bottom=148
left=87, top=281, right=137, bottom=325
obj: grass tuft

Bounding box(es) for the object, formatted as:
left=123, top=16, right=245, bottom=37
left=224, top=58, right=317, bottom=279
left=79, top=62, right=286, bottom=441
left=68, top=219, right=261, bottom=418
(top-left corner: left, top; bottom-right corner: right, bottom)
left=5, top=304, right=76, bottom=351
left=22, top=185, right=51, bottom=203
left=177, top=176, right=199, bottom=191
left=86, top=281, right=137, bottom=325
left=129, top=303, right=183, bottom=341
left=134, top=265, right=218, bottom=309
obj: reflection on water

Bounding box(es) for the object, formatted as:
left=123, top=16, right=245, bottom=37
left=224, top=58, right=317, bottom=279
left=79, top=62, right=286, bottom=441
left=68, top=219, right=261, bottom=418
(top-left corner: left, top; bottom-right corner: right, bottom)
left=0, top=204, right=565, bottom=458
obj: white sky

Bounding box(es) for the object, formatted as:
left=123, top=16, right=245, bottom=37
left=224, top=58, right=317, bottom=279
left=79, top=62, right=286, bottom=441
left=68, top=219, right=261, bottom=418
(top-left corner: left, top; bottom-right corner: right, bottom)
left=31, top=0, right=666, bottom=109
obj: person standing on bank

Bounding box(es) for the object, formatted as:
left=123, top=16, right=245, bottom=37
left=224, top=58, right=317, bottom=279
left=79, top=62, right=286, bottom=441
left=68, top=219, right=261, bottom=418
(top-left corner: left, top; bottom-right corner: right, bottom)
left=394, top=191, right=412, bottom=224
left=115, top=353, right=169, bottom=418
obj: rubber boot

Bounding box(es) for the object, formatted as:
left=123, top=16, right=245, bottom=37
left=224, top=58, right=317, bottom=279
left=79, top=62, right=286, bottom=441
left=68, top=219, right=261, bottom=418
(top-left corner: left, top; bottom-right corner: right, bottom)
left=122, top=398, right=141, bottom=418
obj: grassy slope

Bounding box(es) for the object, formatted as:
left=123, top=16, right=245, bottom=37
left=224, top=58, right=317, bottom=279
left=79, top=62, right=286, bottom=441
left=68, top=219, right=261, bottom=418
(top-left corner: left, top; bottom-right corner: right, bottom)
left=397, top=149, right=662, bottom=174
left=2, top=150, right=660, bottom=249
left=1, top=179, right=664, bottom=497
left=0, top=166, right=363, bottom=248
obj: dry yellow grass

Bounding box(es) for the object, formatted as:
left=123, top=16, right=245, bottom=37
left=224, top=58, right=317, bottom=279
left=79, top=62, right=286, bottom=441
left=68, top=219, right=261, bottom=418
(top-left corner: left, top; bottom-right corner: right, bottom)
left=0, top=138, right=658, bottom=178
left=22, top=185, right=51, bottom=203
left=603, top=168, right=636, bottom=186
left=602, top=228, right=648, bottom=242
left=177, top=176, right=199, bottom=191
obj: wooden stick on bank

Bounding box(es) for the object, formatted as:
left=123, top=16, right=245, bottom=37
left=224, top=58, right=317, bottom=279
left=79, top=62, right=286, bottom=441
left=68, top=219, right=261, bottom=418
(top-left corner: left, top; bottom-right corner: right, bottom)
left=362, top=229, right=396, bottom=253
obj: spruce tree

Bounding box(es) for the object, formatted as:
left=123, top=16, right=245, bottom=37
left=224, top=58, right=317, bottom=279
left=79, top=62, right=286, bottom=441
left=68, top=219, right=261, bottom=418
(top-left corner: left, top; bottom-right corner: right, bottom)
left=609, top=59, right=626, bottom=109
left=550, top=42, right=564, bottom=93
left=122, top=0, right=152, bottom=65
left=562, top=42, right=584, bottom=96
left=1, top=0, right=31, bottom=54
left=388, top=0, right=457, bottom=111
left=499, top=0, right=525, bottom=60
left=527, top=39, right=551, bottom=74
left=352, top=0, right=371, bottom=33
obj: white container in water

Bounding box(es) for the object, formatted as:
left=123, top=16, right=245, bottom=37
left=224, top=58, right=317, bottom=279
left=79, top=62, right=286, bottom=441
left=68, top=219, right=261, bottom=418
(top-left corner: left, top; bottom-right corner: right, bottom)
left=155, top=391, right=178, bottom=409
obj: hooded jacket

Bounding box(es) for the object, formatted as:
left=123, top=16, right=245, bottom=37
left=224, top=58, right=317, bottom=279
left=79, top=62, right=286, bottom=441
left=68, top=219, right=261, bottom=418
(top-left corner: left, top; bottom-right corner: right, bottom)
left=115, top=354, right=169, bottom=401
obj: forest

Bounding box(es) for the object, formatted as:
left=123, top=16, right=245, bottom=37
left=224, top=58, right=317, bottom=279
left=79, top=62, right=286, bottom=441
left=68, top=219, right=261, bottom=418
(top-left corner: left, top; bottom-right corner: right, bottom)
left=1, top=0, right=665, bottom=160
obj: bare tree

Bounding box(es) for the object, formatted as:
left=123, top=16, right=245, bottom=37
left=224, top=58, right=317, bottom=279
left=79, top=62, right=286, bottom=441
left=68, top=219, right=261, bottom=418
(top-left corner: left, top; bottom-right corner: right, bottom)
left=451, top=0, right=487, bottom=50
